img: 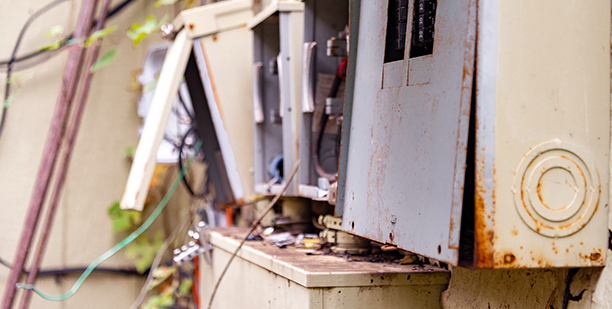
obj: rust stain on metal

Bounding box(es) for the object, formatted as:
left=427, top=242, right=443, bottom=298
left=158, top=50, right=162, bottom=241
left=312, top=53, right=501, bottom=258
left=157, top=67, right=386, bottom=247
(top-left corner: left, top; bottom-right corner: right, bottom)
left=511, top=228, right=518, bottom=236
left=474, top=154, right=495, bottom=268
left=189, top=23, right=195, bottom=30
left=381, top=244, right=398, bottom=252
left=197, top=41, right=225, bottom=119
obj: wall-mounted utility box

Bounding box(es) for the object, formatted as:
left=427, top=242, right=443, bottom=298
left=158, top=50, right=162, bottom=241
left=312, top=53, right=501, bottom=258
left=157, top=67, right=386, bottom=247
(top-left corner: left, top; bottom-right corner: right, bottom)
left=337, top=0, right=610, bottom=268
left=250, top=0, right=349, bottom=200
left=250, top=1, right=304, bottom=197
left=121, top=0, right=255, bottom=210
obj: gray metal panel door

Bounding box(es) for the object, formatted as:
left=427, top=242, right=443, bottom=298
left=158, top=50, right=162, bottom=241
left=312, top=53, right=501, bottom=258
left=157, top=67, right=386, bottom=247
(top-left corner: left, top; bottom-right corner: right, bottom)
left=340, top=0, right=476, bottom=265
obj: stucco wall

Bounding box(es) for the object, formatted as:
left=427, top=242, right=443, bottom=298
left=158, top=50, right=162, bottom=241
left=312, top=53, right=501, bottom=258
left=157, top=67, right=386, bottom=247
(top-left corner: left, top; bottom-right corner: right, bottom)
left=0, top=1, right=192, bottom=308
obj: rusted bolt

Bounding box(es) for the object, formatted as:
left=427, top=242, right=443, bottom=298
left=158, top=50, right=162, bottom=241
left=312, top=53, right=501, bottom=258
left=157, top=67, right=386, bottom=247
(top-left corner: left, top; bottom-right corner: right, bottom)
left=504, top=254, right=516, bottom=264
left=390, top=215, right=397, bottom=224
left=590, top=253, right=601, bottom=261
left=381, top=244, right=397, bottom=252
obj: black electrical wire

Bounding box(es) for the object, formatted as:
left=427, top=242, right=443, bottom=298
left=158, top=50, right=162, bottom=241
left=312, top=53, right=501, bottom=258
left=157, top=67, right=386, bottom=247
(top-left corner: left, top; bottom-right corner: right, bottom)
left=177, top=126, right=206, bottom=197
left=0, top=255, right=143, bottom=277
left=0, top=0, right=138, bottom=141
left=0, top=0, right=136, bottom=70
left=1, top=0, right=66, bottom=141
left=313, top=57, right=347, bottom=182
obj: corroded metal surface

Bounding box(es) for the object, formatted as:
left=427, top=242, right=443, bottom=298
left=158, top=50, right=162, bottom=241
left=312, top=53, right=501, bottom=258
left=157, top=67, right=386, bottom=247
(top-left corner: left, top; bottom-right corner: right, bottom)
left=339, top=0, right=476, bottom=265
left=473, top=0, right=610, bottom=268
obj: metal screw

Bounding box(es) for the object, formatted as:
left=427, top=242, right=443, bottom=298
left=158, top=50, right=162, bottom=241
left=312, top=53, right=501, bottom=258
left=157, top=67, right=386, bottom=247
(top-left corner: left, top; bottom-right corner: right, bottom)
left=391, top=216, right=397, bottom=224
left=173, top=249, right=181, bottom=255
left=160, top=23, right=175, bottom=39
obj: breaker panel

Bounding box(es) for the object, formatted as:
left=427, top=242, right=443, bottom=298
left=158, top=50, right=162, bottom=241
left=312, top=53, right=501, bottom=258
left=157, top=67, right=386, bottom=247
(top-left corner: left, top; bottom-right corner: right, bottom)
left=336, top=0, right=610, bottom=268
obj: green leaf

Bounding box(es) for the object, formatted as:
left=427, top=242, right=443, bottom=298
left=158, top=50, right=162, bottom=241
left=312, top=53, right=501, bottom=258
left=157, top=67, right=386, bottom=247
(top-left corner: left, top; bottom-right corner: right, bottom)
left=7, top=72, right=26, bottom=84
left=177, top=278, right=193, bottom=296
left=149, top=266, right=177, bottom=290
left=39, top=38, right=65, bottom=51
left=45, top=25, right=63, bottom=38
left=125, top=231, right=165, bottom=273
left=90, top=48, right=118, bottom=72
left=123, top=145, right=136, bottom=157
left=126, top=15, right=168, bottom=45
left=142, top=292, right=174, bottom=309
left=154, top=0, right=179, bottom=7
left=3, top=93, right=18, bottom=109
left=86, top=25, right=116, bottom=46
left=107, top=201, right=141, bottom=232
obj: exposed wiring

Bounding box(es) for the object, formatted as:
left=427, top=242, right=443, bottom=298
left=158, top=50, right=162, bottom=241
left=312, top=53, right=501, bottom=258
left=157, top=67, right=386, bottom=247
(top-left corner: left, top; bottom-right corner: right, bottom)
left=177, top=126, right=206, bottom=197
left=0, top=0, right=136, bottom=71
left=36, top=266, right=142, bottom=277
left=313, top=57, right=347, bottom=182
left=0, top=256, right=12, bottom=269
left=0, top=0, right=137, bottom=141
left=206, top=160, right=300, bottom=309
left=1, top=0, right=67, bottom=141
left=129, top=211, right=191, bottom=309
left=0, top=255, right=142, bottom=277
left=16, top=140, right=202, bottom=301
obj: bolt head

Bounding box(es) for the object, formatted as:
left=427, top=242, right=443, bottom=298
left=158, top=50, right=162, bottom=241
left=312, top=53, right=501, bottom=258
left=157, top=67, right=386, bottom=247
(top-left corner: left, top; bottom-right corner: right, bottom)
left=160, top=23, right=175, bottom=39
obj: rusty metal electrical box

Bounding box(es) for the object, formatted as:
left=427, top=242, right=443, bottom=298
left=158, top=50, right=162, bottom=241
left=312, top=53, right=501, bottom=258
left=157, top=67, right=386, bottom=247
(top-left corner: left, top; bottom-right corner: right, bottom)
left=337, top=0, right=610, bottom=268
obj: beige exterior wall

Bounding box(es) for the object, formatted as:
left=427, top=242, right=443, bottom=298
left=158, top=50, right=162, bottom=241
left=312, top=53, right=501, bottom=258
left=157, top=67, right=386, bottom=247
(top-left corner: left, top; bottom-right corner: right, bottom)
left=0, top=1, right=192, bottom=308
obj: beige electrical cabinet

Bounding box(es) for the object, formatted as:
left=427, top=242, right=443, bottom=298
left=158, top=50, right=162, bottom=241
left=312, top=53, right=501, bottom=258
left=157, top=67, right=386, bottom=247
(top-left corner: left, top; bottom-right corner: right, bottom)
left=472, top=0, right=611, bottom=268
left=337, top=0, right=611, bottom=268
left=121, top=0, right=255, bottom=211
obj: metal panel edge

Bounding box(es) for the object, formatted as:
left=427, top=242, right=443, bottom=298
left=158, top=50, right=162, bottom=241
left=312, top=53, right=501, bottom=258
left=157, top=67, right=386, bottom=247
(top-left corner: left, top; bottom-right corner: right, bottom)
left=336, top=0, right=361, bottom=217
left=193, top=38, right=245, bottom=201
left=448, top=0, right=477, bottom=250
left=474, top=0, right=499, bottom=268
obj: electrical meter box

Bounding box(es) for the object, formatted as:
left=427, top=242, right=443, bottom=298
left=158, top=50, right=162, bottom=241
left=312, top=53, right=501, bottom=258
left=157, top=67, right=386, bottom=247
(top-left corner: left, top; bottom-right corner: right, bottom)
left=250, top=0, right=348, bottom=199
left=337, top=0, right=610, bottom=268
left=250, top=1, right=304, bottom=197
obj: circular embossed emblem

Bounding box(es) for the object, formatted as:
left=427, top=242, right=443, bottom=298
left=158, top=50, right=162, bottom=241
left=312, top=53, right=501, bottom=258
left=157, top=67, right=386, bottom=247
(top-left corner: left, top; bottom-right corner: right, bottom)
left=512, top=140, right=600, bottom=237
